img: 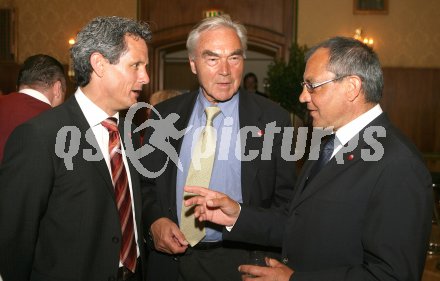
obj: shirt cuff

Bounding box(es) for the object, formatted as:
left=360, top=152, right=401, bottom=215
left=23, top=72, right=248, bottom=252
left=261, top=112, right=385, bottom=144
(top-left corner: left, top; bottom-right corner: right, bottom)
left=225, top=203, right=241, bottom=232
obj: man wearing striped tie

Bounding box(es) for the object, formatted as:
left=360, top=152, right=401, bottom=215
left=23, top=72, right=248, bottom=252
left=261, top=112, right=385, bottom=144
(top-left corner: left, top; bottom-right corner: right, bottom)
left=0, top=16, right=151, bottom=281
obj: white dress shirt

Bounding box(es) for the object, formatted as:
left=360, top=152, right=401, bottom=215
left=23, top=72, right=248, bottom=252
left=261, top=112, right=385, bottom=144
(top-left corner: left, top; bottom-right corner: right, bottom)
left=74, top=88, right=140, bottom=262
left=333, top=104, right=383, bottom=158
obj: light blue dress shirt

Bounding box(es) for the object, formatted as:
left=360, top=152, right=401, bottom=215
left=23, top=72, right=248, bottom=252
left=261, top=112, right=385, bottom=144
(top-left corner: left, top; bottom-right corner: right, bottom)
left=176, top=89, right=242, bottom=242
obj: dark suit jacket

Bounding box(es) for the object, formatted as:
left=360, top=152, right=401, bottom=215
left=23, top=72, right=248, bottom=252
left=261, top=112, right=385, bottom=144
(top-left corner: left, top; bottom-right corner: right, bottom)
left=142, top=91, right=297, bottom=280
left=0, top=97, right=147, bottom=281
left=224, top=113, right=433, bottom=281
left=0, top=92, right=51, bottom=162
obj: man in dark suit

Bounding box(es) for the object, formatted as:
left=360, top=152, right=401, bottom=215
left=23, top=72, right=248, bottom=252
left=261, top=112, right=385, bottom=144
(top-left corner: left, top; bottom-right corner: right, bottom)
left=184, top=36, right=433, bottom=281
left=0, top=54, right=66, bottom=162
left=0, top=16, right=152, bottom=281
left=142, top=15, right=296, bottom=281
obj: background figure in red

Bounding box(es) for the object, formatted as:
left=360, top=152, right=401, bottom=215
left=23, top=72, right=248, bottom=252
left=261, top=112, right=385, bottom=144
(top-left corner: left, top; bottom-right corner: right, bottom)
left=0, top=54, right=66, bottom=162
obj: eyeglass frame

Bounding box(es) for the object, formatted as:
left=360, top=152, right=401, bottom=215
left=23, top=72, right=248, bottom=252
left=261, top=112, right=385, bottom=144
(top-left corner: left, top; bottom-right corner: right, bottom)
left=300, top=75, right=348, bottom=93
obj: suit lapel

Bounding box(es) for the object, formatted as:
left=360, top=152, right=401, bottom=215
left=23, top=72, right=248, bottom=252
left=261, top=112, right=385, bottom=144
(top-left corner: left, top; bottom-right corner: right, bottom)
left=169, top=92, right=198, bottom=208
left=238, top=92, right=265, bottom=204
left=292, top=144, right=365, bottom=208
left=290, top=160, right=314, bottom=203
left=65, top=97, right=115, bottom=195
left=290, top=112, right=391, bottom=210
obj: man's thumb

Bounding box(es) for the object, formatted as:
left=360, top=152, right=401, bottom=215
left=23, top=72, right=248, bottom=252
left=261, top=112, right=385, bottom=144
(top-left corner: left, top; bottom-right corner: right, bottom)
left=267, top=257, right=282, bottom=268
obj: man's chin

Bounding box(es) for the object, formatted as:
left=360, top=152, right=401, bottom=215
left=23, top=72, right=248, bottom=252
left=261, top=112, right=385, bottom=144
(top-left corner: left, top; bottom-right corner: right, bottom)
left=212, top=92, right=237, bottom=103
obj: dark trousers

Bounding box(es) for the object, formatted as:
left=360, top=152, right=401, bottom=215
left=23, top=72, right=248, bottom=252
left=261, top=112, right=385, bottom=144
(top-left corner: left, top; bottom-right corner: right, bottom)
left=177, top=241, right=281, bottom=281
left=178, top=246, right=248, bottom=281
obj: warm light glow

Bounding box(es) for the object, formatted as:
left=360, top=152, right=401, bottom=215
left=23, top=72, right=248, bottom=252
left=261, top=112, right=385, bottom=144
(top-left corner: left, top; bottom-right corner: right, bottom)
left=68, top=38, right=75, bottom=78
left=361, top=37, right=374, bottom=46
left=354, top=28, right=374, bottom=47
left=203, top=9, right=223, bottom=18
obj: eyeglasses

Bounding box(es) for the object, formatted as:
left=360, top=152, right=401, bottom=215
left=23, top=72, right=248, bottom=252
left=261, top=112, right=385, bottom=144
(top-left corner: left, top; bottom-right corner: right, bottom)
left=300, top=76, right=347, bottom=93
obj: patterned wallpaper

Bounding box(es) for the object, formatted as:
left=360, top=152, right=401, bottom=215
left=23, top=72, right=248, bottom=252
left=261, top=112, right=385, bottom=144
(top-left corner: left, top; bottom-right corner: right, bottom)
left=298, top=0, right=440, bottom=67
left=2, top=0, right=439, bottom=67
left=4, top=0, right=137, bottom=63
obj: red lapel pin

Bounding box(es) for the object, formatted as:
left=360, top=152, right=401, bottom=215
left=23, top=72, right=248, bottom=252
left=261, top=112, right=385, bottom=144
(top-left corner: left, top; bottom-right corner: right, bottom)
left=347, top=154, right=354, bottom=161
left=257, top=130, right=264, bottom=137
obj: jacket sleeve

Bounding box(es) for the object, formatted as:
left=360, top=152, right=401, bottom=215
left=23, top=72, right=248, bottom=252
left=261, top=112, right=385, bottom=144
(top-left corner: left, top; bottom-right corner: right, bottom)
left=223, top=206, right=287, bottom=248
left=140, top=112, right=172, bottom=239
left=270, top=111, right=297, bottom=210
left=0, top=123, right=54, bottom=281
left=291, top=157, right=432, bottom=281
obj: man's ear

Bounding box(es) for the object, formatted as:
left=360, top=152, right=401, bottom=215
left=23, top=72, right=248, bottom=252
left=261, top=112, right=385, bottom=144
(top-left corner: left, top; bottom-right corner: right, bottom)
left=90, top=52, right=107, bottom=78
left=53, top=80, right=62, bottom=98
left=189, top=57, right=197, bottom=75
left=346, top=75, right=362, bottom=102
left=51, top=80, right=65, bottom=106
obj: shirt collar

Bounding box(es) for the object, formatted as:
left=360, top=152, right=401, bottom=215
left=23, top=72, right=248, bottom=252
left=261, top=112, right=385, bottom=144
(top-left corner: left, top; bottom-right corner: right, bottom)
left=335, top=104, right=383, bottom=146
left=19, top=88, right=51, bottom=106
left=74, top=88, right=119, bottom=128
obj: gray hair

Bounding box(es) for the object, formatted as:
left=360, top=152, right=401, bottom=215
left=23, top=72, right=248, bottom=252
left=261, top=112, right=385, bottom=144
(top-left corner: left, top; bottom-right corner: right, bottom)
left=70, top=16, right=152, bottom=87
left=186, top=14, right=247, bottom=59
left=306, top=36, right=383, bottom=103
left=17, top=54, right=66, bottom=92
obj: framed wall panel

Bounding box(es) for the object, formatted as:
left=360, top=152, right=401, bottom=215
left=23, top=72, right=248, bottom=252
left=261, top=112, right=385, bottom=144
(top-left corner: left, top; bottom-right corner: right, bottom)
left=0, top=8, right=17, bottom=62
left=354, top=0, right=389, bottom=15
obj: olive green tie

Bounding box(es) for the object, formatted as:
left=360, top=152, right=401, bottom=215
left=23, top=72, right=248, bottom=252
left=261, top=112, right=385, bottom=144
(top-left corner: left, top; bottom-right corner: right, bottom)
left=180, top=106, right=221, bottom=246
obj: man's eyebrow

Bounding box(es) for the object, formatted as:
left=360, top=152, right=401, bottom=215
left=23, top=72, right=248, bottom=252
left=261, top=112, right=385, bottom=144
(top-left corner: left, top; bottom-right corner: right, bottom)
left=201, top=49, right=244, bottom=57
left=201, top=50, right=220, bottom=57
left=230, top=49, right=244, bottom=56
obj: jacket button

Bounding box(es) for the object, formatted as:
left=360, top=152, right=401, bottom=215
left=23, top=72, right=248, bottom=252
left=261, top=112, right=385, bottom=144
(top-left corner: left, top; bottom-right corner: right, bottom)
left=173, top=256, right=179, bottom=261
left=112, top=236, right=119, bottom=243
left=282, top=257, right=289, bottom=264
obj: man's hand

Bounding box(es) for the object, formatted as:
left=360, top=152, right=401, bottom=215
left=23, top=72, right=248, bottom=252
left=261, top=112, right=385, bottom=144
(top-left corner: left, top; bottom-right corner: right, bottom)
left=184, top=186, right=241, bottom=227
left=239, top=258, right=294, bottom=281
left=149, top=217, right=188, bottom=254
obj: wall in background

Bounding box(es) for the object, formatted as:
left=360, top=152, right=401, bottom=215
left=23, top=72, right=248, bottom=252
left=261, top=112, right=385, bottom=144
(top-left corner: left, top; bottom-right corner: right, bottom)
left=0, top=0, right=137, bottom=64
left=1, top=0, right=439, bottom=67
left=297, top=0, right=440, bottom=67
left=297, top=0, right=440, bottom=171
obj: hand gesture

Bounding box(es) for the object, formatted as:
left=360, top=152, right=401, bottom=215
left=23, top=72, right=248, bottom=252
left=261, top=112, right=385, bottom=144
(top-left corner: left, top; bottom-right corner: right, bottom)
left=184, top=186, right=241, bottom=227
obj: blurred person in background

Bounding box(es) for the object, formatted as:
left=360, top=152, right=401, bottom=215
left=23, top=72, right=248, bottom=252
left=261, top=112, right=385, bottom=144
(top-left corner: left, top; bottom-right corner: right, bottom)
left=0, top=54, right=66, bottom=162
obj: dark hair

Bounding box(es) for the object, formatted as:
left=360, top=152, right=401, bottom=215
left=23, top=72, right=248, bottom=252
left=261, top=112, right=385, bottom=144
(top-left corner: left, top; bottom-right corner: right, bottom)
left=70, top=16, right=152, bottom=87
left=306, top=36, right=383, bottom=103
left=244, top=72, right=258, bottom=83
left=17, top=54, right=65, bottom=90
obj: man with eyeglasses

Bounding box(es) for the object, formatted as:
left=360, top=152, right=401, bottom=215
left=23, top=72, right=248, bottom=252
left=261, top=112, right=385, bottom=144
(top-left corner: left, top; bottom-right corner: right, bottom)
left=142, top=15, right=296, bottom=281
left=183, top=36, right=432, bottom=281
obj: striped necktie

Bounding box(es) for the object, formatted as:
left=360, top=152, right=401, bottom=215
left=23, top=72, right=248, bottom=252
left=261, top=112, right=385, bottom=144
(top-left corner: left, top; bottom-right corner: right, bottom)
left=102, top=117, right=137, bottom=272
